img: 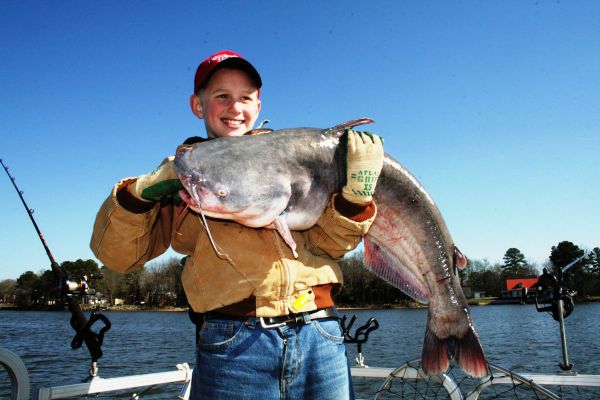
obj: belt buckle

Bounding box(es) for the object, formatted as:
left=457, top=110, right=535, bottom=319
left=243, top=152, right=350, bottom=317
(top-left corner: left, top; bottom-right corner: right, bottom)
left=259, top=317, right=288, bottom=329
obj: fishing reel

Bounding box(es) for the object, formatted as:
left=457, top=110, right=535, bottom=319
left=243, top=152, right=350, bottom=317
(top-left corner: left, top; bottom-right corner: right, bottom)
left=62, top=273, right=102, bottom=296
left=64, top=276, right=91, bottom=296
left=534, top=268, right=576, bottom=322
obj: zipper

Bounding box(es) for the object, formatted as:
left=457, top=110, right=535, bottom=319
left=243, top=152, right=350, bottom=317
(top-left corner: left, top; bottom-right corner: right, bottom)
left=273, top=230, right=294, bottom=308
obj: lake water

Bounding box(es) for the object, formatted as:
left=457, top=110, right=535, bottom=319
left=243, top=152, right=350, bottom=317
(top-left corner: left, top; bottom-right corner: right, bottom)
left=2, top=303, right=600, bottom=399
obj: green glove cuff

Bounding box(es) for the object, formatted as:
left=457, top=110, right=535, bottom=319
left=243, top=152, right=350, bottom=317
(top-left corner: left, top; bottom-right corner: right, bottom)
left=130, top=156, right=183, bottom=203
left=140, top=179, right=184, bottom=202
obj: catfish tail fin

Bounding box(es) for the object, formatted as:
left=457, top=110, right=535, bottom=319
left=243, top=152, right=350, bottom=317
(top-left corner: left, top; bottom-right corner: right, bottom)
left=455, top=326, right=488, bottom=377
left=422, top=326, right=488, bottom=378
left=421, top=328, right=450, bottom=376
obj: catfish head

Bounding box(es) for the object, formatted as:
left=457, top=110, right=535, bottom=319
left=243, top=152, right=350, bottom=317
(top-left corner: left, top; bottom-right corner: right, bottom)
left=174, top=136, right=293, bottom=229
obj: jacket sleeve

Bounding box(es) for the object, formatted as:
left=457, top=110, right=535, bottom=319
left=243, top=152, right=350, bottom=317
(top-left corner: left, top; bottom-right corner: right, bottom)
left=303, top=194, right=376, bottom=260
left=90, top=179, right=173, bottom=273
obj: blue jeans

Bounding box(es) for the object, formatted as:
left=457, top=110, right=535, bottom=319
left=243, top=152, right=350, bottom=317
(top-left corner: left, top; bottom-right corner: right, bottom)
left=190, top=314, right=354, bottom=399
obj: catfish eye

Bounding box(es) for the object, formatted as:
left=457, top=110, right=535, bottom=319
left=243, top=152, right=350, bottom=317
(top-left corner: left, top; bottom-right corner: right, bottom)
left=217, top=189, right=228, bottom=198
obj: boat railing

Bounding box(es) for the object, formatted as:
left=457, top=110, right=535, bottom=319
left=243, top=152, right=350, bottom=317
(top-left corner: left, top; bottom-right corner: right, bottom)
left=4, top=347, right=600, bottom=399
left=34, top=363, right=193, bottom=400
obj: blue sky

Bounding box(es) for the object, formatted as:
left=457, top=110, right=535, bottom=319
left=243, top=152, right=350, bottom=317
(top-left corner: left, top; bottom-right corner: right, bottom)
left=1, top=1, right=598, bottom=280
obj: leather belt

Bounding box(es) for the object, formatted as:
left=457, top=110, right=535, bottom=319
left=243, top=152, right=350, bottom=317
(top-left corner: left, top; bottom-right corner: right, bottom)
left=259, top=308, right=339, bottom=329
left=205, top=307, right=339, bottom=329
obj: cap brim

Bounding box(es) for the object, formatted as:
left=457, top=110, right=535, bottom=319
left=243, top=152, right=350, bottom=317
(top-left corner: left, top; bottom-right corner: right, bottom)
left=207, top=57, right=262, bottom=89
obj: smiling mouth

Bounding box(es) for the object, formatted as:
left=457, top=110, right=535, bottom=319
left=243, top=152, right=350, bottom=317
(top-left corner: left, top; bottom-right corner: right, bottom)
left=222, top=118, right=245, bottom=127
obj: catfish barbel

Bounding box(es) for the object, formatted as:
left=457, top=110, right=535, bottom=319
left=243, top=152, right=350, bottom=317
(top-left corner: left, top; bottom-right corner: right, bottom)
left=174, top=118, right=488, bottom=377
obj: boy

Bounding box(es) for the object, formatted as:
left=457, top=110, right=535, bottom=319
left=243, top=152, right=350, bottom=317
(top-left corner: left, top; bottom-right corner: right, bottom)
left=91, top=50, right=384, bottom=399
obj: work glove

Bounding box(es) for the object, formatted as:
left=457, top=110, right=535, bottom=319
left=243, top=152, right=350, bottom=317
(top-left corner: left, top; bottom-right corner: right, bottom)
left=341, top=130, right=384, bottom=205
left=129, top=156, right=183, bottom=202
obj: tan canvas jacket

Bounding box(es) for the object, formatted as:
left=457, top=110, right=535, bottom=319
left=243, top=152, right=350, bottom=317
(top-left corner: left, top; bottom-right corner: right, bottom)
left=90, top=179, right=376, bottom=317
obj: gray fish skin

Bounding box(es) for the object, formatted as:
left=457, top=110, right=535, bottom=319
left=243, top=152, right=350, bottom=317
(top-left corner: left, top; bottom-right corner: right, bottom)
left=174, top=119, right=487, bottom=377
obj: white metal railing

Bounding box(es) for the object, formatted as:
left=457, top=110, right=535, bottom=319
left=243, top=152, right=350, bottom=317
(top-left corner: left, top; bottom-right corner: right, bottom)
left=0, top=348, right=30, bottom=400
left=3, top=348, right=600, bottom=400
left=34, top=363, right=192, bottom=400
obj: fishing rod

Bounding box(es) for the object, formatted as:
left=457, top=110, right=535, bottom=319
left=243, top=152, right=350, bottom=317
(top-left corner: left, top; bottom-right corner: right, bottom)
left=1, top=158, right=111, bottom=378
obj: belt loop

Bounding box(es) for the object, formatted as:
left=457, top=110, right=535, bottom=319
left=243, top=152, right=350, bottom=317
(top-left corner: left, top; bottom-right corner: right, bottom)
left=302, top=312, right=312, bottom=325
left=246, top=317, right=258, bottom=329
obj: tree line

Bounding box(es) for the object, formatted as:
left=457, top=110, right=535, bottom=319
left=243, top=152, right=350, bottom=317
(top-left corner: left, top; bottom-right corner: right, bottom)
left=1, top=241, right=599, bottom=309
left=0, top=258, right=186, bottom=309
left=460, top=242, right=600, bottom=299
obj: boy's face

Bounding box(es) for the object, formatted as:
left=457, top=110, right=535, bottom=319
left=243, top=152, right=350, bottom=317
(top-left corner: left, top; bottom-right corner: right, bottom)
left=191, top=68, right=261, bottom=138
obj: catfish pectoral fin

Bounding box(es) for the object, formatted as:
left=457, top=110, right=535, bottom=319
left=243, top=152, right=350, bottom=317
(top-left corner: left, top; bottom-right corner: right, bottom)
left=421, top=327, right=488, bottom=378
left=272, top=216, right=299, bottom=258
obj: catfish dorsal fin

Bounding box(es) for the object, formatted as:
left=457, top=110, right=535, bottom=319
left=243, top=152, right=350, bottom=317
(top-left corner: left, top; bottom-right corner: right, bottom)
left=324, top=117, right=375, bottom=137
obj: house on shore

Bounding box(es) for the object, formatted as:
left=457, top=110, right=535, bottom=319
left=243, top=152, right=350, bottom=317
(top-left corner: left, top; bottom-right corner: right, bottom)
left=503, top=278, right=539, bottom=302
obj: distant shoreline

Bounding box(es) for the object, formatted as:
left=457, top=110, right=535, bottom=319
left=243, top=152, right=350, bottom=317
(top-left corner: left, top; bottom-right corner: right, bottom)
left=0, top=304, right=189, bottom=312
left=2, top=297, right=598, bottom=312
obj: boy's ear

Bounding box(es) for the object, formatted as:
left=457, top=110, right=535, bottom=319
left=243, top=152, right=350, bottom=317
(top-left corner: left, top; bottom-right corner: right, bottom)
left=190, top=94, right=203, bottom=119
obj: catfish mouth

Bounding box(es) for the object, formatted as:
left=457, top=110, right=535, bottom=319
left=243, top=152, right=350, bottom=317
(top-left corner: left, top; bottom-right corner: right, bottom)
left=178, top=187, right=233, bottom=216
left=178, top=187, right=201, bottom=211
left=177, top=181, right=231, bottom=216
left=177, top=173, right=212, bottom=212
left=177, top=182, right=284, bottom=228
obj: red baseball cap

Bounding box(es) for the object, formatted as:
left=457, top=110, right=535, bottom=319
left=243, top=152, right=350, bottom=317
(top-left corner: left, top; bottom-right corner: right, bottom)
left=193, top=50, right=262, bottom=94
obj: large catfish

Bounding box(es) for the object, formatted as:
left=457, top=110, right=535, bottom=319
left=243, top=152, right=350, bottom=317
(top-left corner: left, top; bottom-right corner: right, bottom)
left=174, top=118, right=488, bottom=377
